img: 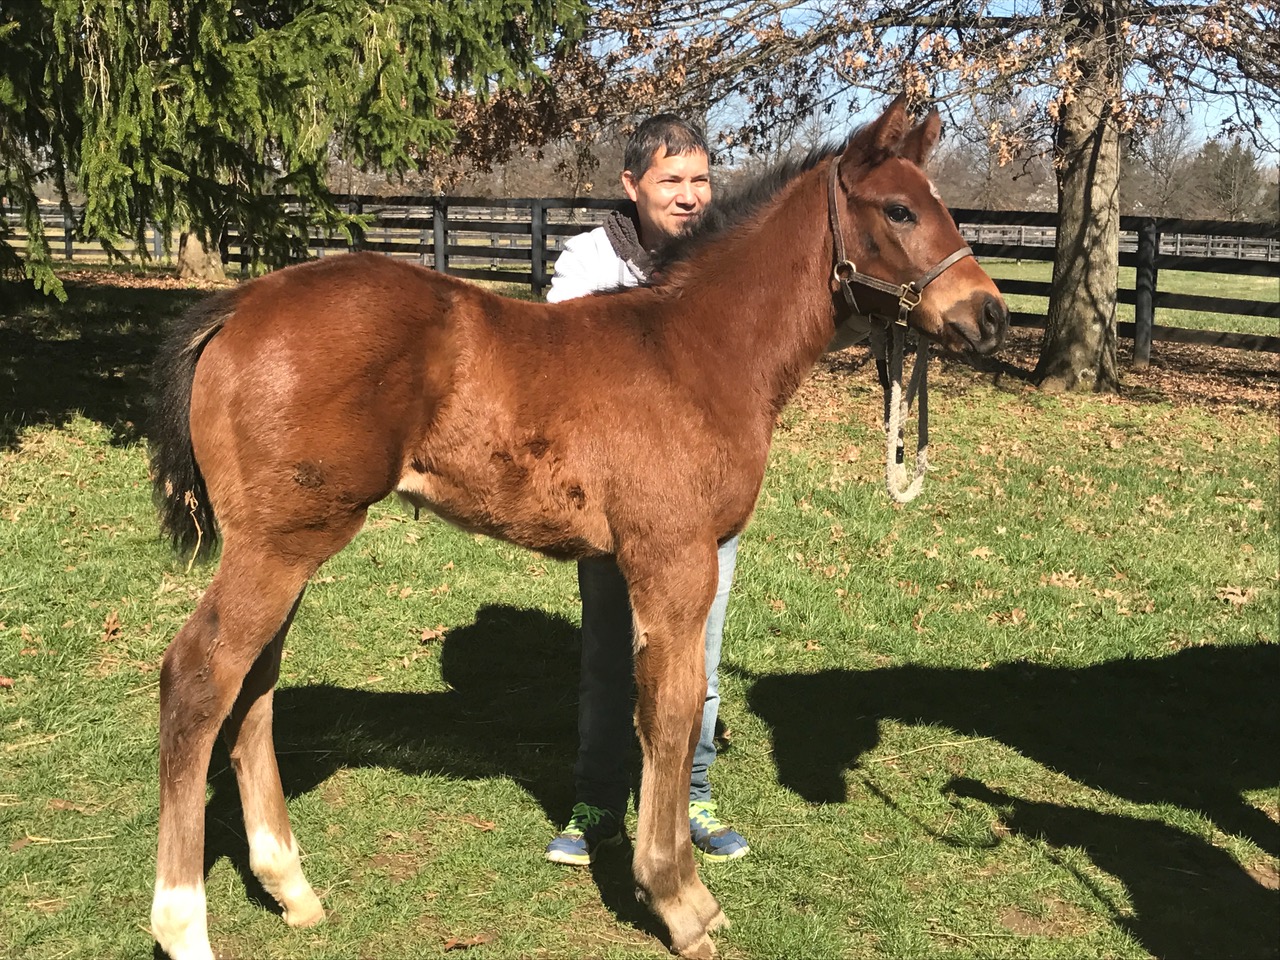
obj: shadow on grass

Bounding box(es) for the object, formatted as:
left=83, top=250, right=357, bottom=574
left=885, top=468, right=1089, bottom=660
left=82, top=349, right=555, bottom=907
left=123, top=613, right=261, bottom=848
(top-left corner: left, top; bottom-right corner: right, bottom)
left=744, top=642, right=1280, bottom=958
left=0, top=277, right=205, bottom=448
left=203, top=603, right=664, bottom=942
left=944, top=777, right=1279, bottom=960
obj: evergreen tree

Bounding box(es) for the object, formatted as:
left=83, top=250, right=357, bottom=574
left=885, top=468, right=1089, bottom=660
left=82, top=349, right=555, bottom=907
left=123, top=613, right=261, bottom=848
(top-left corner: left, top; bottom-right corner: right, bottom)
left=0, top=0, right=585, bottom=296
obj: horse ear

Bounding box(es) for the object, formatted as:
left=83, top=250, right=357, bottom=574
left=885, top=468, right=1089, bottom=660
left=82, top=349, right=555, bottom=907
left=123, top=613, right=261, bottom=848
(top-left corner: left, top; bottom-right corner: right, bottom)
left=901, top=109, right=943, bottom=165
left=842, top=94, right=910, bottom=168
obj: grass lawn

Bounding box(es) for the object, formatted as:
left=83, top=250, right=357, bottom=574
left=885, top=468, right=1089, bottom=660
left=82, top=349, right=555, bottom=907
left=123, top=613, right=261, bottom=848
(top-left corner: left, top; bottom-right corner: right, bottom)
left=1, top=271, right=1276, bottom=959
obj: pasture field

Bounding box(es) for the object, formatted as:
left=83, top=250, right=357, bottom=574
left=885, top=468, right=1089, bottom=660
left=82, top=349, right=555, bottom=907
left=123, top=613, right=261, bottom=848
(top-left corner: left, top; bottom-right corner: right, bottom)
left=1, top=272, right=1277, bottom=959
left=979, top=259, right=1279, bottom=338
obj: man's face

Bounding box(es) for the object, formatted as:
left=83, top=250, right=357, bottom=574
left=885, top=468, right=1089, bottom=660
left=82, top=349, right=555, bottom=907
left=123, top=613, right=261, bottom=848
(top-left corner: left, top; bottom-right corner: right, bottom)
left=622, top=146, right=711, bottom=249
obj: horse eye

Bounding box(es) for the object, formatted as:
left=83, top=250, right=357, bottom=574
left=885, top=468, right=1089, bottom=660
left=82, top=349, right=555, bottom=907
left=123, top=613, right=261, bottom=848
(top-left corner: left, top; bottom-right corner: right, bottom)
left=886, top=204, right=915, bottom=224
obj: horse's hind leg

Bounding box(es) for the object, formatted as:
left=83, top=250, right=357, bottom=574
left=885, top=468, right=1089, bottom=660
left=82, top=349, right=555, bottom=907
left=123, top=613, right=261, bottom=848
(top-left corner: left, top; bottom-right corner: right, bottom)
left=625, top=541, right=726, bottom=960
left=151, top=537, right=338, bottom=960
left=221, top=595, right=324, bottom=927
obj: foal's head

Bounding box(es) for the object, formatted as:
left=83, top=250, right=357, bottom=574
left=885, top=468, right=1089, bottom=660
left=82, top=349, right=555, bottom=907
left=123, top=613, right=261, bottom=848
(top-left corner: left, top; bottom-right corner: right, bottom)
left=832, top=98, right=1008, bottom=356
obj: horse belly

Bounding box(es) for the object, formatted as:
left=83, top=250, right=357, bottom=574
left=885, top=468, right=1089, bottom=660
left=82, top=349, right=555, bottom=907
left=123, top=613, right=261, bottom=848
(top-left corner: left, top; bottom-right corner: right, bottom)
left=395, top=451, right=613, bottom=560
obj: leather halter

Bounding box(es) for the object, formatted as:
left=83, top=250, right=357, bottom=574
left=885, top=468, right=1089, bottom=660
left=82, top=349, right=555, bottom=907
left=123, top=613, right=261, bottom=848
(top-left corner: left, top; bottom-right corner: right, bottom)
left=827, top=158, right=974, bottom=327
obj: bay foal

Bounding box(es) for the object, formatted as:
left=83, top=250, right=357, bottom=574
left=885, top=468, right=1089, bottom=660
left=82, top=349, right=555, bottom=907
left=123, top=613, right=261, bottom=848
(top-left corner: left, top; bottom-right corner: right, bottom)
left=149, top=98, right=1007, bottom=959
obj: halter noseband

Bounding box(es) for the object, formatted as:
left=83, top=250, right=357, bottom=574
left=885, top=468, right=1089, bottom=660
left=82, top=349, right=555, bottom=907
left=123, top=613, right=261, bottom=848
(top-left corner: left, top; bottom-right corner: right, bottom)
left=827, top=158, right=974, bottom=327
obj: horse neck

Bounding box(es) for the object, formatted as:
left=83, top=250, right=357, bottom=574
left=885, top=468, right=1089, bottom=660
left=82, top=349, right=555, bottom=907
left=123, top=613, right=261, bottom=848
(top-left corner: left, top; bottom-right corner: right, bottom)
left=656, top=166, right=837, bottom=420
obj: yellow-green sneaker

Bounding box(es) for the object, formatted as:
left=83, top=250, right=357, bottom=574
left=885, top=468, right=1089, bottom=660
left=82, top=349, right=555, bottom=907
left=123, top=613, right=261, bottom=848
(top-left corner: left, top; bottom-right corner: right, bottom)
left=689, top=800, right=749, bottom=861
left=545, top=803, right=624, bottom=866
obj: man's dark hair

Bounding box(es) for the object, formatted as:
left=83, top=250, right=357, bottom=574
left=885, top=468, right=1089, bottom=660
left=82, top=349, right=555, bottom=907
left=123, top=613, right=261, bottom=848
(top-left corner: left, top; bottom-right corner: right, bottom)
left=624, top=114, right=710, bottom=179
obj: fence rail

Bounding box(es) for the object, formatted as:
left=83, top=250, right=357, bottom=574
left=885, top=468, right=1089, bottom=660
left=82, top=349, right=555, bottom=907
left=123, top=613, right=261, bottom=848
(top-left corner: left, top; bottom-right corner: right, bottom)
left=6, top=197, right=1278, bottom=359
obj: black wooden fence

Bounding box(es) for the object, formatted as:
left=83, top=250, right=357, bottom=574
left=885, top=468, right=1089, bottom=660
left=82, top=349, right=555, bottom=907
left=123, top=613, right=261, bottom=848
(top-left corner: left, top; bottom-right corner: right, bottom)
left=7, top=197, right=1279, bottom=359
left=949, top=208, right=1279, bottom=363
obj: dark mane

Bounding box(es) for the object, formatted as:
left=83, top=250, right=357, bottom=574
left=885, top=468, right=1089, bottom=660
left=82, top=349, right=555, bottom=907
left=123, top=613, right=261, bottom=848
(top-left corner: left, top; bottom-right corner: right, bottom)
left=650, top=139, right=848, bottom=277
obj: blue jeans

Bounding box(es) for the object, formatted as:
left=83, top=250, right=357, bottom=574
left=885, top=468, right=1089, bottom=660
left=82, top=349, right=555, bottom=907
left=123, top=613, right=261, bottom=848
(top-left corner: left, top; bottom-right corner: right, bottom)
left=574, top=537, right=739, bottom=814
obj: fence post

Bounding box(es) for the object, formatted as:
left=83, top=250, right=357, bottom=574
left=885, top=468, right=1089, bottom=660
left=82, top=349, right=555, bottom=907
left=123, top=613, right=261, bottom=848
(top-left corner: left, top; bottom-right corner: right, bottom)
left=433, top=197, right=448, bottom=274
left=152, top=223, right=163, bottom=261
left=1133, top=218, right=1158, bottom=370
left=349, top=199, right=364, bottom=252
left=530, top=199, right=546, bottom=297
left=64, top=211, right=74, bottom=261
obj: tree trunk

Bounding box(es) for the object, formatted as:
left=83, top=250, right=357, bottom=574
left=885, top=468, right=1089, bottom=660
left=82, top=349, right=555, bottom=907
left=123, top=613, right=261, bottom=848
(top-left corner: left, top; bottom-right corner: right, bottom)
left=1034, top=5, right=1123, bottom=392
left=177, top=230, right=226, bottom=282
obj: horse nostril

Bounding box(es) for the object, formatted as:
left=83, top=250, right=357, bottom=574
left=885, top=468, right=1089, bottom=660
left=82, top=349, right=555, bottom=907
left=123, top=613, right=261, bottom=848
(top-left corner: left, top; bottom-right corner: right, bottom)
left=983, top=295, right=1008, bottom=330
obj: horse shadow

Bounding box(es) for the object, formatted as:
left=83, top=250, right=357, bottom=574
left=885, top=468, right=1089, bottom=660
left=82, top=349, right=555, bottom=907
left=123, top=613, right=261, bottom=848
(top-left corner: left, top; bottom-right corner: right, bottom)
left=201, top=602, right=660, bottom=939
left=0, top=277, right=205, bottom=448
left=744, top=643, right=1280, bottom=957
left=944, top=777, right=1278, bottom=960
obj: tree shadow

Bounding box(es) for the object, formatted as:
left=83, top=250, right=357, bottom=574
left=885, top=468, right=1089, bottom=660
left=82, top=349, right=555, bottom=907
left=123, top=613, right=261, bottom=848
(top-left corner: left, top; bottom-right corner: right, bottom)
left=0, top=277, right=205, bottom=448
left=201, top=603, right=663, bottom=940
left=744, top=642, right=1279, bottom=957
left=945, top=777, right=1279, bottom=960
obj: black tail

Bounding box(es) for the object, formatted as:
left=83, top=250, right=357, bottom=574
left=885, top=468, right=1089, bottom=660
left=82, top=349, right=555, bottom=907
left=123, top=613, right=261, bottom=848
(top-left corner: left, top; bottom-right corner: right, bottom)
left=149, top=289, right=239, bottom=560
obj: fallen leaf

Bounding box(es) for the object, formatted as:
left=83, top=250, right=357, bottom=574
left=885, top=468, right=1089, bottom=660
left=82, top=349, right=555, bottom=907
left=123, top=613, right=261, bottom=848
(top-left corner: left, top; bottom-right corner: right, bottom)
left=969, top=546, right=993, bottom=560
left=48, top=799, right=95, bottom=814
left=101, top=611, right=121, bottom=644
left=420, top=625, right=448, bottom=644
left=1042, top=570, right=1086, bottom=589
left=987, top=608, right=1027, bottom=627
left=0, top=677, right=13, bottom=689
left=1216, top=585, right=1256, bottom=608
left=443, top=933, right=492, bottom=952
left=460, top=815, right=495, bottom=832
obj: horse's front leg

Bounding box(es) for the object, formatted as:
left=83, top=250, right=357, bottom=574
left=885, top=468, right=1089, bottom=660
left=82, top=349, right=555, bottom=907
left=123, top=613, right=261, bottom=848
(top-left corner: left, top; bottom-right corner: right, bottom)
left=623, top=540, right=727, bottom=959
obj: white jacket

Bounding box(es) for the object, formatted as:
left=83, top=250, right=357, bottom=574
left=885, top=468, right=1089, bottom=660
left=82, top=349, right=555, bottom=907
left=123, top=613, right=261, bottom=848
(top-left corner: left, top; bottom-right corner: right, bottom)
left=545, top=227, right=647, bottom=303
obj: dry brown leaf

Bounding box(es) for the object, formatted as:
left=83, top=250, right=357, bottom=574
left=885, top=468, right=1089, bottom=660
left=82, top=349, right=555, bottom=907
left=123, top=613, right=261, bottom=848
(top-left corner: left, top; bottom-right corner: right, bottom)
left=1042, top=570, right=1086, bottom=589
left=459, top=815, right=495, bottom=832
left=1216, top=585, right=1257, bottom=607
left=987, top=608, right=1027, bottom=627
left=0, top=677, right=13, bottom=689
left=101, top=611, right=122, bottom=644
left=443, top=933, right=492, bottom=952
left=419, top=625, right=448, bottom=644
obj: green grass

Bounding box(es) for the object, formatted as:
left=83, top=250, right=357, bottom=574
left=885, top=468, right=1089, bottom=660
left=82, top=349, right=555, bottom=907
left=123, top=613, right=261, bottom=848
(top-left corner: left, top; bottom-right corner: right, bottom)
left=981, top=259, right=1279, bottom=337
left=1, top=275, right=1277, bottom=959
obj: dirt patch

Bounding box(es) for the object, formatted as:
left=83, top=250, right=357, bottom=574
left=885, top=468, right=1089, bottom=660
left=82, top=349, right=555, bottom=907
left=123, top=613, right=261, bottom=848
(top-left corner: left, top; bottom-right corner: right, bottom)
left=999, top=899, right=1095, bottom=937
left=366, top=828, right=435, bottom=882
left=57, top=268, right=234, bottom=292
left=823, top=324, right=1279, bottom=416
left=966, top=326, right=1278, bottom=414
left=1246, top=860, right=1280, bottom=891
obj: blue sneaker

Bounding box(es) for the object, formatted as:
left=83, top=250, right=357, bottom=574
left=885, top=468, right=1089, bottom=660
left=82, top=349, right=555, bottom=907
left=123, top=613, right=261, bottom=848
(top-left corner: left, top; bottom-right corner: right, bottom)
left=689, top=800, right=749, bottom=861
left=545, top=803, right=624, bottom=866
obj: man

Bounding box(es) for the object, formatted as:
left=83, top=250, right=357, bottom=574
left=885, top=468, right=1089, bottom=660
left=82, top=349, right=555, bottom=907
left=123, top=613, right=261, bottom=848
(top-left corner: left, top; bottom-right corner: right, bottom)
left=543, top=114, right=750, bottom=867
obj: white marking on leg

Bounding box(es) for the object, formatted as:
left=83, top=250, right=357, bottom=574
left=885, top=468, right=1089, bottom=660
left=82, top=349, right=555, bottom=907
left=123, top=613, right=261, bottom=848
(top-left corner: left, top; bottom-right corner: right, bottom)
left=151, top=882, right=213, bottom=960
left=248, top=828, right=324, bottom=926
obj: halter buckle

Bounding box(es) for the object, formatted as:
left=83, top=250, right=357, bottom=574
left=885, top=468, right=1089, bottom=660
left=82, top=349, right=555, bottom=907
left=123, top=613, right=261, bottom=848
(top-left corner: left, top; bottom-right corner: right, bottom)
left=896, top=283, right=922, bottom=326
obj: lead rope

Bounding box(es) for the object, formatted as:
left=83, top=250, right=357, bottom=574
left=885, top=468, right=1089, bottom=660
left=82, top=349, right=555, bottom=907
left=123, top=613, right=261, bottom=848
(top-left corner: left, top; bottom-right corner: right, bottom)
left=870, top=322, right=930, bottom=503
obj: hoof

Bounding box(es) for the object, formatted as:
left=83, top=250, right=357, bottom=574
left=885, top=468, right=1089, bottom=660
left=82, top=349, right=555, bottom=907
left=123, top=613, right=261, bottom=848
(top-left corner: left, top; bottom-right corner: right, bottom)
left=705, top=908, right=729, bottom=933
left=282, top=893, right=325, bottom=928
